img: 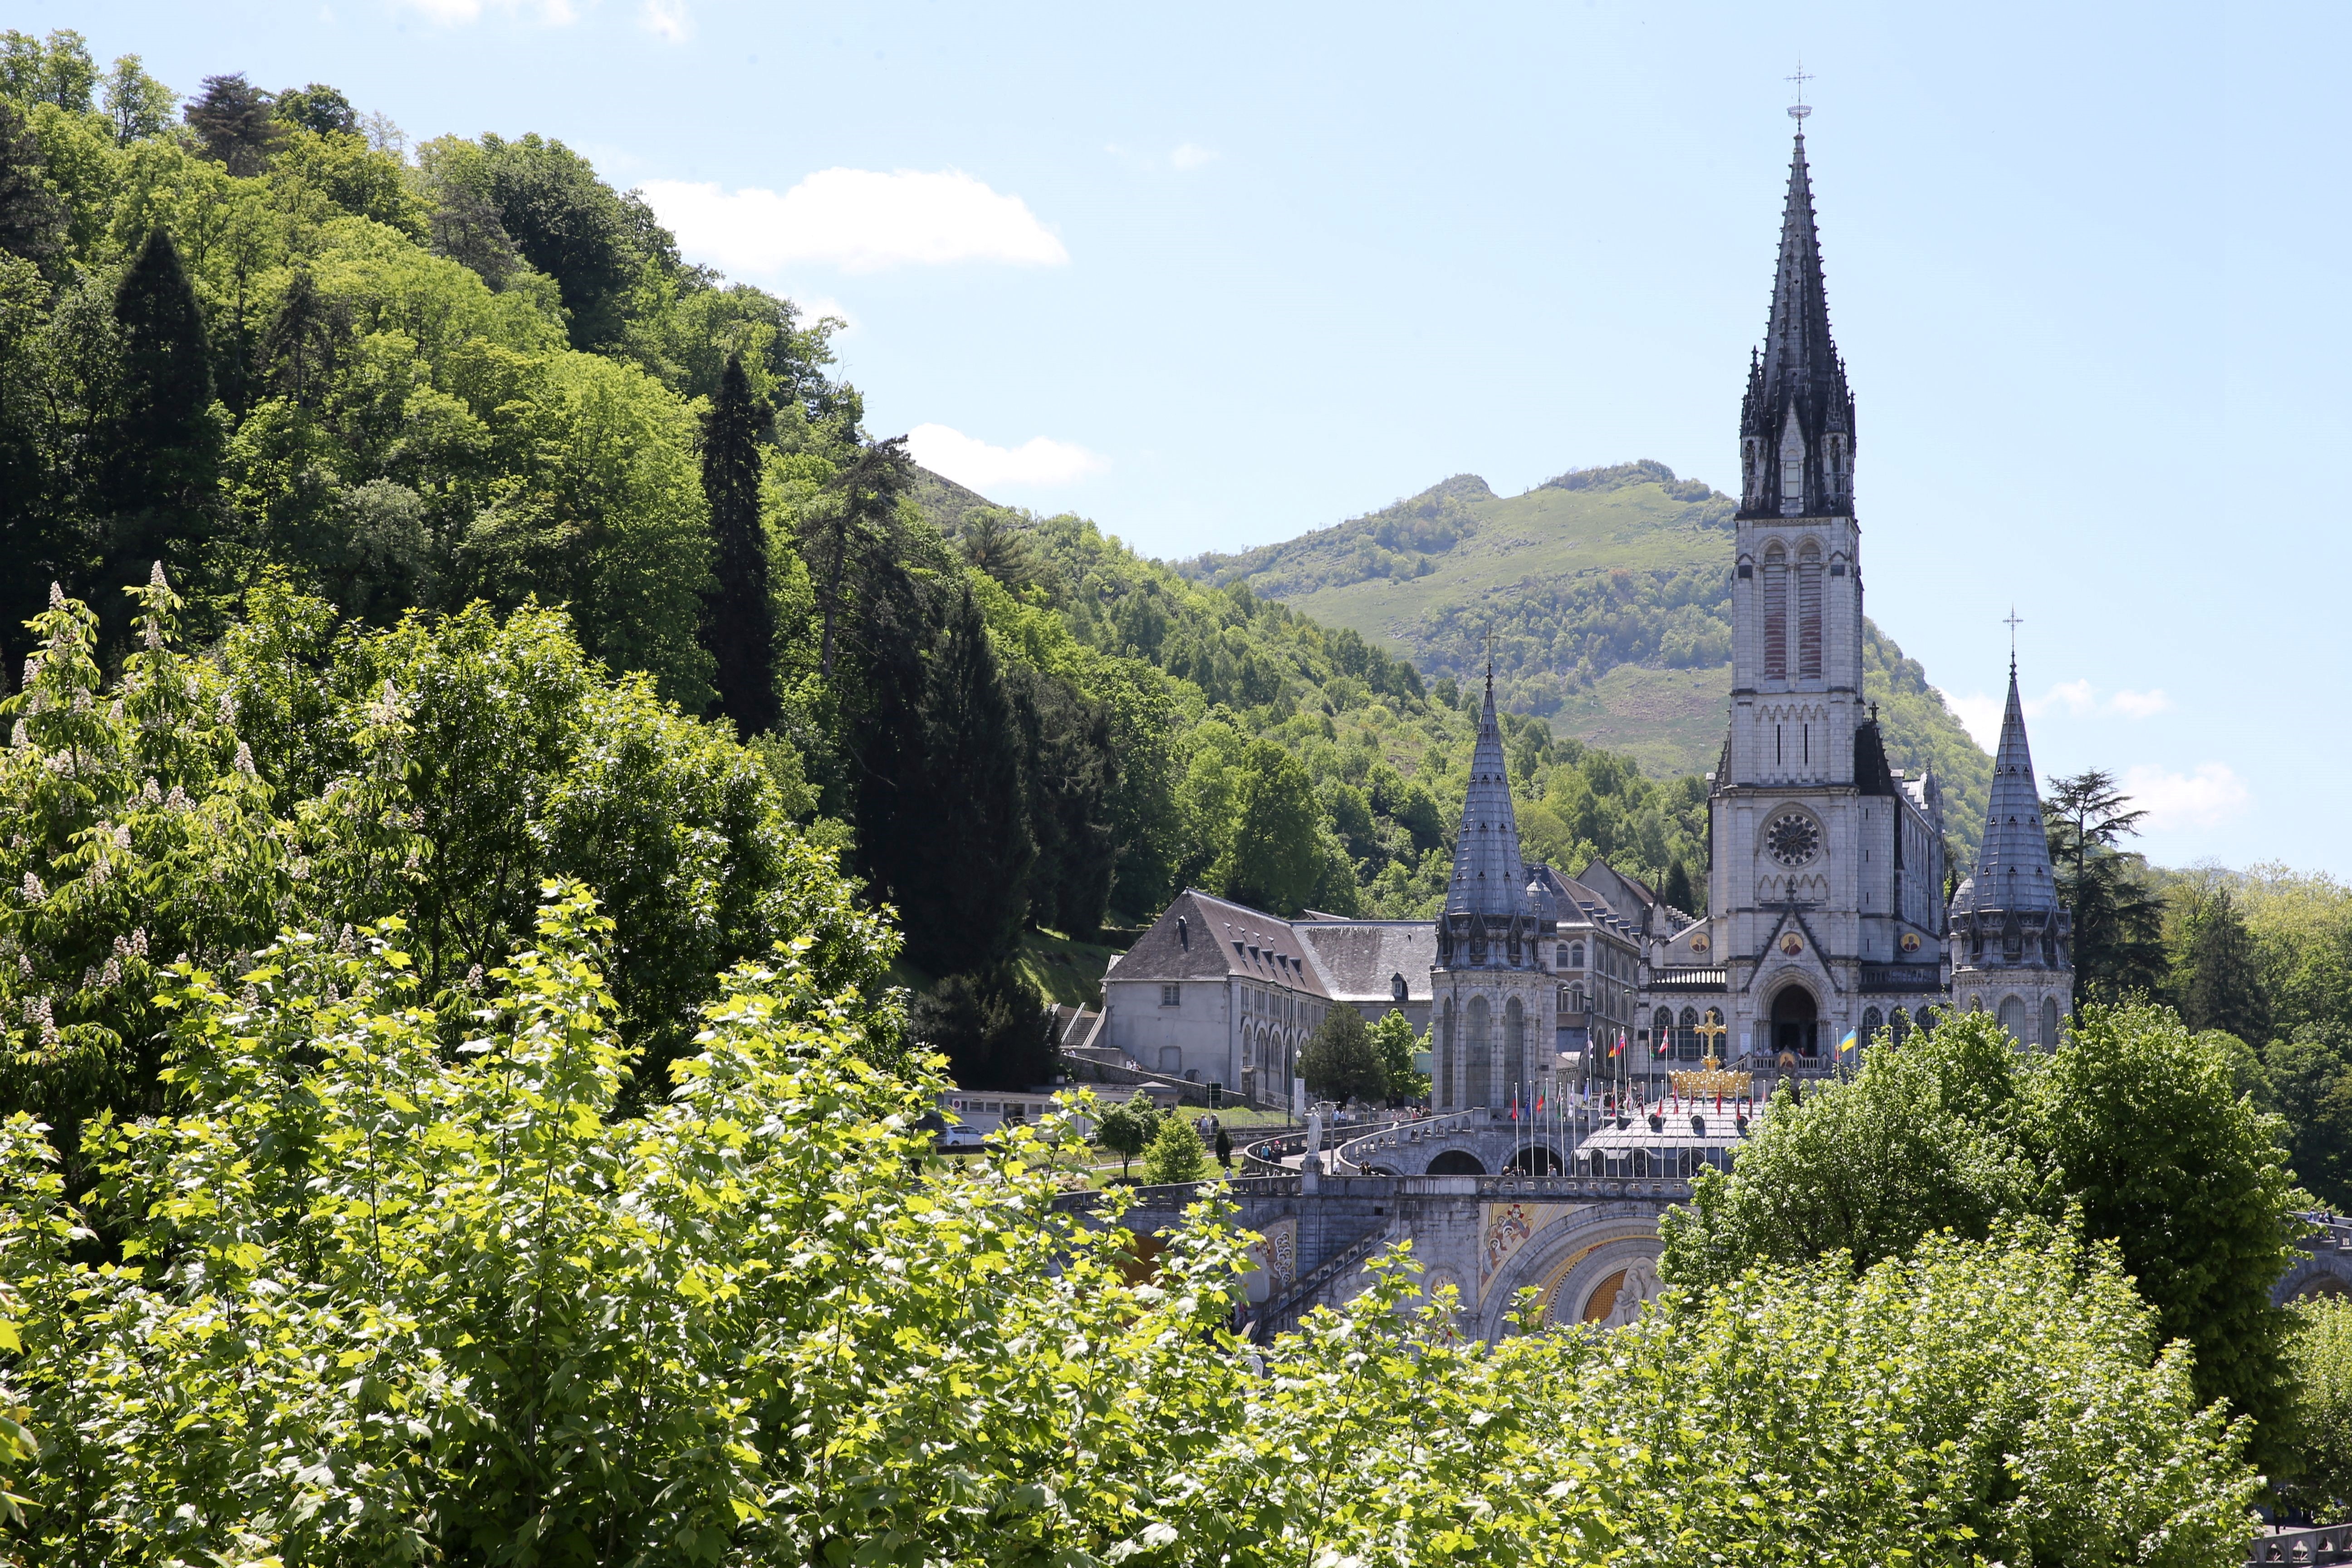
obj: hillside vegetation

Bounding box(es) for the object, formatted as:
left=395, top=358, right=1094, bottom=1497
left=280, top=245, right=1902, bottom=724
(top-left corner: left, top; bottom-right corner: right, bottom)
left=1180, top=461, right=1993, bottom=858
left=0, top=31, right=1717, bottom=1097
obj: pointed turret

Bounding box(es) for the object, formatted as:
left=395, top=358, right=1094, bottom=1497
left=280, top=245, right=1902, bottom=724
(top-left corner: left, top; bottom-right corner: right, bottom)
left=1739, top=129, right=1856, bottom=519
left=1445, top=670, right=1529, bottom=922
left=1954, top=662, right=2061, bottom=916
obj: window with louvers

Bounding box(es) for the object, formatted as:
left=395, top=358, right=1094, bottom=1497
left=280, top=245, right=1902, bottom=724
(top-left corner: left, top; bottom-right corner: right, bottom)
left=1762, top=544, right=1788, bottom=680
left=1797, top=541, right=1823, bottom=679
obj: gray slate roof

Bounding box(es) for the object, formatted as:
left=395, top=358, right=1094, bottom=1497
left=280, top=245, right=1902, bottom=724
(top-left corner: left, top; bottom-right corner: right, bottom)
left=1294, top=920, right=1438, bottom=1004
left=1951, top=664, right=2061, bottom=916
left=1109, top=890, right=1331, bottom=993
left=1445, top=674, right=1531, bottom=922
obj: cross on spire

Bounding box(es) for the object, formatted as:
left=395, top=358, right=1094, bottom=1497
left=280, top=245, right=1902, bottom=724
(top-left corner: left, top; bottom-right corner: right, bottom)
left=2003, top=606, right=2024, bottom=668
left=1787, top=60, right=1813, bottom=123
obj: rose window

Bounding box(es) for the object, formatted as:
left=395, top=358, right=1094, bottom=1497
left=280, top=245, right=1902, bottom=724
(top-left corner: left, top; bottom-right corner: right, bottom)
left=1766, top=812, right=1820, bottom=867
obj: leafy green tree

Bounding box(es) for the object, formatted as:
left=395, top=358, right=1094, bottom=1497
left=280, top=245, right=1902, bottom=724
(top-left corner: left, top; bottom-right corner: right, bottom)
left=272, top=81, right=357, bottom=136
left=1368, top=1008, right=1428, bottom=1102
left=696, top=351, right=779, bottom=737
left=1661, top=1013, right=2044, bottom=1292
left=184, top=72, right=284, bottom=176
left=1299, top=1005, right=1387, bottom=1104
left=1093, top=1088, right=1161, bottom=1179
left=2285, top=1295, right=2352, bottom=1517
left=0, top=102, right=63, bottom=267
left=98, top=53, right=175, bottom=144
left=2176, top=886, right=2274, bottom=1045
left=0, top=28, right=94, bottom=112
left=1216, top=739, right=1321, bottom=915
left=2044, top=767, right=2167, bottom=1001
left=0, top=575, right=297, bottom=1184
left=1662, top=1001, right=2306, bottom=1470
left=1140, top=1112, right=1210, bottom=1184
left=470, top=131, right=652, bottom=349
left=2025, top=1002, right=2304, bottom=1464
left=2266, top=1029, right=2352, bottom=1210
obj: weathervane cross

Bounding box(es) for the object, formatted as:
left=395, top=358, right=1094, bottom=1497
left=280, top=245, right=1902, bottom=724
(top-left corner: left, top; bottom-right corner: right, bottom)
left=2003, top=606, right=2024, bottom=662
left=1787, top=60, right=1813, bottom=121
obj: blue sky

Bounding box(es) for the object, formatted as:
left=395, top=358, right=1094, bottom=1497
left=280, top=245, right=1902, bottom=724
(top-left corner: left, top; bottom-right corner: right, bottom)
left=34, top=0, right=2352, bottom=876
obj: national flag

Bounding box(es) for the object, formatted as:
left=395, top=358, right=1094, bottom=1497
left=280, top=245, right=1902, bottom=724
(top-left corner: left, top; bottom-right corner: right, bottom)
left=1534, top=1093, right=1545, bottom=1115
left=1609, top=1030, right=1626, bottom=1058
left=1838, top=1028, right=1858, bottom=1055
left=1508, top=1092, right=1519, bottom=1122
left=1656, top=1027, right=1672, bottom=1056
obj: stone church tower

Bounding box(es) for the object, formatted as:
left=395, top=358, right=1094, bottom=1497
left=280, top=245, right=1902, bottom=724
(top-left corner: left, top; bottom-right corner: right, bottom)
left=1431, top=671, right=1558, bottom=1111
left=1666, top=125, right=1952, bottom=1068
left=1948, top=663, right=2074, bottom=1044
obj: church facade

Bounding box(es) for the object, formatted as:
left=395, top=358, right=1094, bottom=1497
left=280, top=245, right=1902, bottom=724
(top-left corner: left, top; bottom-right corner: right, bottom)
left=1636, top=124, right=2071, bottom=1074
left=1100, top=124, right=2072, bottom=1108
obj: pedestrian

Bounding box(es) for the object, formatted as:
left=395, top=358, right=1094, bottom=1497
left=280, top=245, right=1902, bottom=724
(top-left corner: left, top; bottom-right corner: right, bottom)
left=1215, top=1125, right=1232, bottom=1170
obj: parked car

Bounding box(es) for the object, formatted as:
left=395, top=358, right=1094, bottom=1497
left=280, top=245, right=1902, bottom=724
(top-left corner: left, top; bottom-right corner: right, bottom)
left=937, top=1125, right=989, bottom=1152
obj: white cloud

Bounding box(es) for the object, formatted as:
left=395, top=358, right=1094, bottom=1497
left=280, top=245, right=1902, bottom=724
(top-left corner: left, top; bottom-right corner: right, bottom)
left=1949, top=680, right=2179, bottom=746
left=789, top=294, right=855, bottom=334
left=637, top=170, right=1068, bottom=275
left=2121, top=762, right=2251, bottom=831
left=1942, top=690, right=2003, bottom=752
left=906, top=424, right=1107, bottom=490
left=1170, top=142, right=1217, bottom=171
left=640, top=0, right=690, bottom=40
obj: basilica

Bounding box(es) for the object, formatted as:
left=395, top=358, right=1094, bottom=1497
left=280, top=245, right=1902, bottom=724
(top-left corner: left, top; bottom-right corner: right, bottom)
left=1099, top=122, right=2073, bottom=1112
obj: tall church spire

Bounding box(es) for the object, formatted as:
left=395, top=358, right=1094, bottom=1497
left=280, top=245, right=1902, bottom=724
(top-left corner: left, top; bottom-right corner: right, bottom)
left=1443, top=673, right=1529, bottom=926
left=1739, top=127, right=1856, bottom=519
left=1955, top=662, right=2061, bottom=916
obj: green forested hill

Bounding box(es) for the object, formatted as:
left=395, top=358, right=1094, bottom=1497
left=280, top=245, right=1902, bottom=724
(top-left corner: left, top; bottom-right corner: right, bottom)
left=1177, top=461, right=1992, bottom=858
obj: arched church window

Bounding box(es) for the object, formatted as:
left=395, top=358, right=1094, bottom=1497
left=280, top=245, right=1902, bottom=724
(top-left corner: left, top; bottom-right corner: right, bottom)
left=2040, top=997, right=2061, bottom=1049
left=1677, top=1006, right=1700, bottom=1060
left=1467, top=996, right=1493, bottom=1109
left=1915, top=1006, right=1936, bottom=1036
left=1889, top=1007, right=1911, bottom=1044
left=1569, top=943, right=1585, bottom=969
left=1653, top=1008, right=1674, bottom=1052
left=1998, top=995, right=2029, bottom=1041
left=1862, top=1006, right=1882, bottom=1043
left=1762, top=542, right=1788, bottom=681
left=1797, top=539, right=1823, bottom=680
left=1504, top=998, right=1527, bottom=1108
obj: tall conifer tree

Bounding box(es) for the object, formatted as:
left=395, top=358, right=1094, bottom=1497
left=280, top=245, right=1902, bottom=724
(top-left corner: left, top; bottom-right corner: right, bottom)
left=894, top=586, right=1034, bottom=976
left=100, top=227, right=216, bottom=637
left=696, top=352, right=778, bottom=737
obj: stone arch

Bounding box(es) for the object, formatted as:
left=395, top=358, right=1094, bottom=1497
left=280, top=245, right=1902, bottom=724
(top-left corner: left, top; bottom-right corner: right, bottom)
left=1998, top=995, right=2028, bottom=1041
left=1426, top=1148, right=1486, bottom=1176
left=1762, top=539, right=1789, bottom=681
left=1486, top=1209, right=1664, bottom=1342
left=1889, top=1007, right=1911, bottom=1044
left=1467, top=995, right=1493, bottom=1107
left=1768, top=980, right=1820, bottom=1057
left=2040, top=996, right=2061, bottom=1048
left=1862, top=1005, right=1883, bottom=1043
left=1503, top=1145, right=1563, bottom=1175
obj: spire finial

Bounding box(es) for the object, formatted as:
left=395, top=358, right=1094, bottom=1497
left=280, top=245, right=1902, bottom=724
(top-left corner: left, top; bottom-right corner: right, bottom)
left=1787, top=60, right=1813, bottom=125
left=2002, top=606, right=2023, bottom=671
left=1485, top=624, right=1494, bottom=693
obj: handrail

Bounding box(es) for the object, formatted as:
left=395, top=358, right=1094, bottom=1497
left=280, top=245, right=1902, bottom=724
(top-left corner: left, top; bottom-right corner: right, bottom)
left=1250, top=1227, right=1389, bottom=1341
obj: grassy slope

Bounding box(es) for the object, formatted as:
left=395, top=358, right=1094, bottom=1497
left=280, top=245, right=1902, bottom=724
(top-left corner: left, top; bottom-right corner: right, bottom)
left=1182, top=465, right=1993, bottom=859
